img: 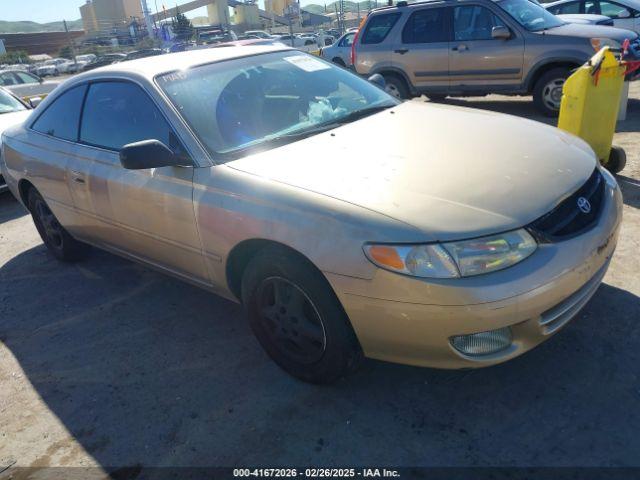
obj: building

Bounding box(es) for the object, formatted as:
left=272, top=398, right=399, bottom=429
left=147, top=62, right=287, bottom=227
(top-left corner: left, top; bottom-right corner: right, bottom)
left=264, top=0, right=296, bottom=17
left=80, top=0, right=144, bottom=34
left=80, top=1, right=99, bottom=33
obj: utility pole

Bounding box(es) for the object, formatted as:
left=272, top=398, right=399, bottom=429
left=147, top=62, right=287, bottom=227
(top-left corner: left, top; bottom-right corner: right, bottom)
left=140, top=0, right=155, bottom=40
left=63, top=20, right=77, bottom=68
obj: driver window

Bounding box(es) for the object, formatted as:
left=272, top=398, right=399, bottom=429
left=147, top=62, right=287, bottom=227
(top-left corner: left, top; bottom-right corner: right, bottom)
left=454, top=5, right=506, bottom=41
left=80, top=81, right=184, bottom=153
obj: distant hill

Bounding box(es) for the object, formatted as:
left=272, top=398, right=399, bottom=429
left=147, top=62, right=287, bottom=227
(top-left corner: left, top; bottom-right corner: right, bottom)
left=0, top=19, right=84, bottom=34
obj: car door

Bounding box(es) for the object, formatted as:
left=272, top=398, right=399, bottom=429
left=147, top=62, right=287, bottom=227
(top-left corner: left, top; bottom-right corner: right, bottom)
left=27, top=84, right=88, bottom=231
left=593, top=0, right=639, bottom=30
left=449, top=4, right=525, bottom=89
left=338, top=32, right=356, bottom=65
left=390, top=6, right=451, bottom=91
left=75, top=80, right=210, bottom=285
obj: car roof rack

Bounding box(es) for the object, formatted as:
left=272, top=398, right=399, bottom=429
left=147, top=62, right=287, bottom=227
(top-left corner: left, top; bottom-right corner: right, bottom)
left=370, top=0, right=448, bottom=11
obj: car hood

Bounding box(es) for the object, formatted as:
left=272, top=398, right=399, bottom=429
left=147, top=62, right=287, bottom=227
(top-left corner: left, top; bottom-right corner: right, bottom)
left=557, top=13, right=610, bottom=24
left=542, top=22, right=638, bottom=42
left=0, top=110, right=31, bottom=141
left=228, top=101, right=597, bottom=242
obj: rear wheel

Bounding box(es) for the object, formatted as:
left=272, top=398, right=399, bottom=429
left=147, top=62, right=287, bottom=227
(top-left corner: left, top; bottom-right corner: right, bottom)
left=606, top=145, right=627, bottom=174
left=382, top=73, right=410, bottom=100
left=332, top=57, right=346, bottom=67
left=28, top=188, right=88, bottom=261
left=241, top=246, right=362, bottom=384
left=533, top=67, right=571, bottom=117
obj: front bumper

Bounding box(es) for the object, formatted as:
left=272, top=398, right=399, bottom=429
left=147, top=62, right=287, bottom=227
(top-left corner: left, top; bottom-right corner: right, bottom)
left=326, top=174, right=623, bottom=368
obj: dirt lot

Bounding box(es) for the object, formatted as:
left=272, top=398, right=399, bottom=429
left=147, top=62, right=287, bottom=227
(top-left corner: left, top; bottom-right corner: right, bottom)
left=1, top=85, right=639, bottom=474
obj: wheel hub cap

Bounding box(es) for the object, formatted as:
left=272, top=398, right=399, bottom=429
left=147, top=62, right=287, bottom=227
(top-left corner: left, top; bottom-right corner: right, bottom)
left=257, top=277, right=326, bottom=364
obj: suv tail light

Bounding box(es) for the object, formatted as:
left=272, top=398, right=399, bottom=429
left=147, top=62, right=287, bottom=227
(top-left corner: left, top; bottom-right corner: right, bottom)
left=351, top=17, right=368, bottom=67
left=351, top=29, right=360, bottom=66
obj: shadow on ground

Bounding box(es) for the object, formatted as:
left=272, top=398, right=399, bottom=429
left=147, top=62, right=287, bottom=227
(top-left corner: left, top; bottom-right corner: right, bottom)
left=1, top=245, right=639, bottom=467
left=0, top=192, right=27, bottom=224
left=617, top=174, right=640, bottom=208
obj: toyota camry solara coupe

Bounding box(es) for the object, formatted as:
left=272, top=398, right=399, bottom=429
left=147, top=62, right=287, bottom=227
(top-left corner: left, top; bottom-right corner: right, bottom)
left=1, top=46, right=622, bottom=383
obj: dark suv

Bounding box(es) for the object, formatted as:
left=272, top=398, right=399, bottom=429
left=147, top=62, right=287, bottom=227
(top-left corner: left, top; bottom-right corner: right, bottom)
left=353, top=0, right=638, bottom=114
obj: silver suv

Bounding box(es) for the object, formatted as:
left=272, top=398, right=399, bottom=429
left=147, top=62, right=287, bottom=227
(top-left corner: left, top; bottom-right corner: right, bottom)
left=353, top=0, right=639, bottom=115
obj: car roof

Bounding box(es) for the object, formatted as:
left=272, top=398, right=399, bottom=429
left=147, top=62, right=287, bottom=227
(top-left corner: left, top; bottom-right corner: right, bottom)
left=74, top=45, right=291, bottom=81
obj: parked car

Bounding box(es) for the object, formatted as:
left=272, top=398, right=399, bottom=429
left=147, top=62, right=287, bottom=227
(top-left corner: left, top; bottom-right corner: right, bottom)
left=321, top=31, right=357, bottom=66
left=353, top=0, right=639, bottom=115
left=199, top=29, right=238, bottom=44
left=243, top=30, right=275, bottom=39
left=277, top=34, right=317, bottom=47
left=35, top=58, right=73, bottom=77
left=0, top=70, right=59, bottom=104
left=545, top=0, right=640, bottom=32
left=82, top=53, right=127, bottom=72
left=556, top=13, right=615, bottom=24
left=0, top=87, right=31, bottom=193
left=65, top=54, right=98, bottom=73
left=1, top=46, right=622, bottom=383
left=124, top=48, right=164, bottom=61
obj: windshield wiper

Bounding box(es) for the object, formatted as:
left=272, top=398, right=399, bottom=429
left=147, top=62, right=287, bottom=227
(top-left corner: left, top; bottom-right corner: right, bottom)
left=221, top=104, right=395, bottom=161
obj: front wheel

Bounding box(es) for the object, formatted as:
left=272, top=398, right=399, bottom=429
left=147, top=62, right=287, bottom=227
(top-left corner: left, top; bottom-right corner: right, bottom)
left=241, top=247, right=362, bottom=384
left=533, top=67, right=571, bottom=117
left=606, top=145, right=627, bottom=174
left=382, top=73, right=410, bottom=100
left=29, top=188, right=89, bottom=261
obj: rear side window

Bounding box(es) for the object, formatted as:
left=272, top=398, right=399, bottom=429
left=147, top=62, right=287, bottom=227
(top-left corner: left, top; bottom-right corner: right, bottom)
left=80, top=81, right=177, bottom=151
left=362, top=13, right=401, bottom=44
left=453, top=5, right=506, bottom=41
left=32, top=85, right=87, bottom=141
left=402, top=8, right=449, bottom=43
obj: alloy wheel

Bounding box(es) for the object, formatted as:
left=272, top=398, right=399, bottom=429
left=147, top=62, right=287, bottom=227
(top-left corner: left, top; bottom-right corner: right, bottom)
left=542, top=78, right=565, bottom=112
left=385, top=83, right=401, bottom=99
left=35, top=199, right=63, bottom=249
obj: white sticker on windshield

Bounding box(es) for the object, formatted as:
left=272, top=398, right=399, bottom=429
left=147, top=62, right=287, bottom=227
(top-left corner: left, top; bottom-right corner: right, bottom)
left=283, top=55, right=331, bottom=72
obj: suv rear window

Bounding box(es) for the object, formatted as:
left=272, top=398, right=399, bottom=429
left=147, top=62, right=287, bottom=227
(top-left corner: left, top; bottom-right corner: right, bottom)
left=362, top=13, right=401, bottom=44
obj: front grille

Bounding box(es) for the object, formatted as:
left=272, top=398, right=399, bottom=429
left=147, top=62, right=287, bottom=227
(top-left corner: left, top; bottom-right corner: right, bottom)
left=528, top=168, right=604, bottom=242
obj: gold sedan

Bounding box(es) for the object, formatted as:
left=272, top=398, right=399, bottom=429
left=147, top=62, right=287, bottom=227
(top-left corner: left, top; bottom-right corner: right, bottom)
left=1, top=46, right=622, bottom=383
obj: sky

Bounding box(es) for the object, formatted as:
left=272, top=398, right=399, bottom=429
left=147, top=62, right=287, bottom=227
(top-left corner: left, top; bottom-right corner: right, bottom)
left=0, top=0, right=318, bottom=24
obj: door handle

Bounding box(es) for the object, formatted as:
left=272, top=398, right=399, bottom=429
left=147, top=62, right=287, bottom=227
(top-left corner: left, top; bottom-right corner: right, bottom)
left=452, top=44, right=468, bottom=52
left=70, top=170, right=86, bottom=184
left=394, top=48, right=409, bottom=55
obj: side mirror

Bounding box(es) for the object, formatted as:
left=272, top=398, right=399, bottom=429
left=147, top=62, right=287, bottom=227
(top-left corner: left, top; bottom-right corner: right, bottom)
left=368, top=73, right=386, bottom=90
left=618, top=8, right=631, bottom=18
left=119, top=139, right=190, bottom=170
left=29, top=97, right=43, bottom=108
left=491, top=26, right=511, bottom=40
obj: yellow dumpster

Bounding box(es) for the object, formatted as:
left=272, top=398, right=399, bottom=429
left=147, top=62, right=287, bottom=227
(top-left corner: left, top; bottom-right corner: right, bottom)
left=557, top=47, right=626, bottom=173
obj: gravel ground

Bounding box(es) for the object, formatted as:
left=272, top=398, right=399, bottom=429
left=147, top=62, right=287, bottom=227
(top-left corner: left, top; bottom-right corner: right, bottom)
left=0, top=85, right=639, bottom=474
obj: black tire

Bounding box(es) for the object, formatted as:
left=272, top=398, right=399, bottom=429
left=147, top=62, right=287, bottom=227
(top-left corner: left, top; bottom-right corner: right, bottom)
left=533, top=67, right=571, bottom=117
left=606, top=145, right=627, bottom=174
left=382, top=73, right=410, bottom=100
left=28, top=188, right=89, bottom=262
left=332, top=57, right=346, bottom=67
left=241, top=246, right=362, bottom=384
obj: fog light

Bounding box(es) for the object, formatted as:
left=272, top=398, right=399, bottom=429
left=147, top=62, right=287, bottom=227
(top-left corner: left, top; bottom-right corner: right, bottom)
left=450, top=327, right=512, bottom=356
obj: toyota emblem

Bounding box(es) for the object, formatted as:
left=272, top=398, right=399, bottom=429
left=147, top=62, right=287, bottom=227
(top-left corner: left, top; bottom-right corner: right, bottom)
left=577, top=197, right=591, bottom=214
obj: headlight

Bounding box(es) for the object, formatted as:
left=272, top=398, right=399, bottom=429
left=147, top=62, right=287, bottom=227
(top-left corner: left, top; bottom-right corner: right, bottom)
left=364, top=229, right=537, bottom=279
left=590, top=38, right=621, bottom=52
